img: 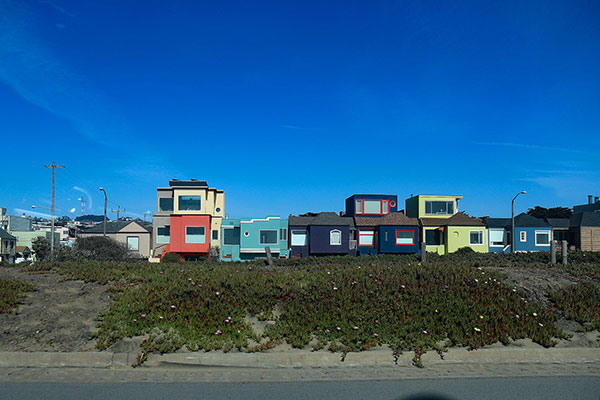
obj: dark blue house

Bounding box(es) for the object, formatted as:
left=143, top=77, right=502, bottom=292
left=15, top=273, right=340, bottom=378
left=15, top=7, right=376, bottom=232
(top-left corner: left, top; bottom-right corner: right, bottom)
left=288, top=212, right=355, bottom=258
left=354, top=213, right=420, bottom=256
left=345, top=194, right=398, bottom=218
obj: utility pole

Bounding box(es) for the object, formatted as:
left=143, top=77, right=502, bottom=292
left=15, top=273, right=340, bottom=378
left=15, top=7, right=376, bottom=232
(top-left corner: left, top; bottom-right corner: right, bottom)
left=78, top=197, right=86, bottom=216
left=511, top=191, right=527, bottom=253
left=44, top=162, right=65, bottom=259
left=111, top=206, right=126, bottom=220
left=99, top=187, right=107, bottom=237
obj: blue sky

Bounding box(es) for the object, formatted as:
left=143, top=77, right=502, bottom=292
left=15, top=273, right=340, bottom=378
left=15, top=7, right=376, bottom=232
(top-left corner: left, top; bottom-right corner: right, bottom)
left=1, top=0, right=599, bottom=220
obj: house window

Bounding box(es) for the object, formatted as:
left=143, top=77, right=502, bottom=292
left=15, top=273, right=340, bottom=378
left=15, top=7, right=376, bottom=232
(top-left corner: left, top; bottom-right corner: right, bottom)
left=358, top=229, right=374, bottom=246
left=425, top=201, right=454, bottom=215
left=330, top=229, right=342, bottom=246
left=223, top=227, right=240, bottom=245
left=425, top=229, right=443, bottom=246
left=535, top=230, right=551, bottom=246
left=127, top=236, right=139, bottom=251
left=157, top=226, right=170, bottom=244
left=159, top=198, right=173, bottom=212
left=259, top=230, right=278, bottom=245
left=469, top=230, right=484, bottom=245
left=178, top=196, right=201, bottom=211
left=280, top=228, right=288, bottom=241
left=291, top=230, right=307, bottom=246
left=185, top=226, right=205, bottom=243
left=356, top=200, right=363, bottom=214
left=356, top=199, right=390, bottom=215
left=396, top=230, right=414, bottom=245
left=489, top=230, right=504, bottom=247
left=212, top=230, right=219, bottom=240
left=520, top=231, right=527, bottom=242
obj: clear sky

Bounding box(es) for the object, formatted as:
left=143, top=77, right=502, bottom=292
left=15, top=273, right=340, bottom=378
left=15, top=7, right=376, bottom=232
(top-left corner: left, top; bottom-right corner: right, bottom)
left=1, top=0, right=599, bottom=220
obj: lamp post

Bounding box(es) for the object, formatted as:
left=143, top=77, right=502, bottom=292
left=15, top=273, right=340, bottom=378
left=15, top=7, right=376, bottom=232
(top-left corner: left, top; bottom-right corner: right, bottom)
left=32, top=205, right=55, bottom=259
left=99, top=187, right=107, bottom=237
left=511, top=191, right=527, bottom=253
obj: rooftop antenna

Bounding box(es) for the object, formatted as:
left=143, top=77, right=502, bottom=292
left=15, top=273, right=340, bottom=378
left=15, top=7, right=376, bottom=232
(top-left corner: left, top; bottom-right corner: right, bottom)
left=78, top=197, right=86, bottom=216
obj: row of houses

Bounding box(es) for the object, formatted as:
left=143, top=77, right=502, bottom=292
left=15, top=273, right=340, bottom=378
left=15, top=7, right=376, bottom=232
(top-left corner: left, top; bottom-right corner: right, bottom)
left=2, top=179, right=598, bottom=263
left=144, top=180, right=600, bottom=262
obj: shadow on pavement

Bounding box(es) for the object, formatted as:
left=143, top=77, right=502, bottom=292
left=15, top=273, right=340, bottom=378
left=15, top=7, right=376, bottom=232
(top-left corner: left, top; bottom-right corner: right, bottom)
left=396, top=393, right=456, bottom=400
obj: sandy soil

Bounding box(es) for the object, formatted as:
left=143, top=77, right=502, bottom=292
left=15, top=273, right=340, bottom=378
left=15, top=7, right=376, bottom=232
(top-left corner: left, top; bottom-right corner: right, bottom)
left=0, top=265, right=598, bottom=352
left=0, top=266, right=110, bottom=352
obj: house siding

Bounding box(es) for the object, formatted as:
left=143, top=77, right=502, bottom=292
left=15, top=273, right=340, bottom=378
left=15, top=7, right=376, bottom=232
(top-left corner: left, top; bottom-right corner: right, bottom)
left=511, top=227, right=552, bottom=252
left=308, top=225, right=352, bottom=255
left=378, top=226, right=420, bottom=254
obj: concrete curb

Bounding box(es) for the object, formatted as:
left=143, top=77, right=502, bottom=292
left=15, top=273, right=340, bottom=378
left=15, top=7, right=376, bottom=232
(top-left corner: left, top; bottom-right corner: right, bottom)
left=1, top=347, right=599, bottom=369
left=146, top=347, right=600, bottom=368
left=0, top=352, right=135, bottom=368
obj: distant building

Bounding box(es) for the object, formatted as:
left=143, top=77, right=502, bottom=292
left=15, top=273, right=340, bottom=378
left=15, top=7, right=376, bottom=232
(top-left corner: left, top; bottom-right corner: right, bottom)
left=569, top=212, right=600, bottom=252
left=0, top=229, right=17, bottom=264
left=79, top=220, right=152, bottom=258
left=573, top=195, right=600, bottom=214
left=8, top=215, right=32, bottom=232
left=0, top=208, right=7, bottom=231
left=11, top=231, right=60, bottom=249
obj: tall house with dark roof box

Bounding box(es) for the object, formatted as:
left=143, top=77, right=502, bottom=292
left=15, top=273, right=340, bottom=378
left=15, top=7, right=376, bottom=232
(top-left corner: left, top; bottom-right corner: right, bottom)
left=152, top=180, right=225, bottom=261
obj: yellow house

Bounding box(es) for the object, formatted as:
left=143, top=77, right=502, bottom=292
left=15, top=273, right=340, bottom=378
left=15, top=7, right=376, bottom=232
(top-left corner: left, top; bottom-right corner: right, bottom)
left=405, top=194, right=487, bottom=254
left=421, top=213, right=488, bottom=255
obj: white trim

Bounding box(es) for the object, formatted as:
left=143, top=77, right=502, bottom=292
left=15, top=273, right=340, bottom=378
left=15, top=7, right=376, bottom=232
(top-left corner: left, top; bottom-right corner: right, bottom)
left=488, top=229, right=505, bottom=247
left=520, top=231, right=527, bottom=242
left=239, top=248, right=282, bottom=253
left=534, top=230, right=551, bottom=246
left=330, top=229, right=342, bottom=246
left=469, top=230, right=484, bottom=245
left=240, top=216, right=281, bottom=223
left=290, top=230, right=308, bottom=246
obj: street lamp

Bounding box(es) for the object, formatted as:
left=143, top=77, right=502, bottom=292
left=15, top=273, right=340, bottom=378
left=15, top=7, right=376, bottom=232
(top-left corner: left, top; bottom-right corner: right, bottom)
left=99, top=187, right=107, bottom=237
left=511, top=191, right=527, bottom=253
left=32, top=205, right=55, bottom=258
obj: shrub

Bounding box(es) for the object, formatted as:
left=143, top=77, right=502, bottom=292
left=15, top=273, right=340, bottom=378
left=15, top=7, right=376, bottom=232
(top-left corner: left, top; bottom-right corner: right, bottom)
left=161, top=253, right=182, bottom=263
left=73, top=236, right=132, bottom=261
left=551, top=282, right=600, bottom=331
left=32, top=237, right=51, bottom=261
left=0, top=279, right=35, bottom=313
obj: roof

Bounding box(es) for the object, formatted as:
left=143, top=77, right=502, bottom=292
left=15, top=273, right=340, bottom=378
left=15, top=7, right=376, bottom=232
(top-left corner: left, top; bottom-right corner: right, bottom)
left=169, top=179, right=208, bottom=187
left=546, top=218, right=570, bottom=229
left=570, top=212, right=600, bottom=227
left=513, top=213, right=551, bottom=227
left=16, top=246, right=30, bottom=254
left=482, top=217, right=511, bottom=229
left=354, top=212, right=419, bottom=226
left=421, top=212, right=485, bottom=227
left=0, top=229, right=16, bottom=240
left=81, top=221, right=151, bottom=234
left=289, top=212, right=354, bottom=227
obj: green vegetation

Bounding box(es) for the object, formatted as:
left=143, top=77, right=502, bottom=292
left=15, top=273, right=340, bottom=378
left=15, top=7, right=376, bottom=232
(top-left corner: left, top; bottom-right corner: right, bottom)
left=0, top=279, right=35, bottom=313
left=551, top=282, right=600, bottom=331
left=49, top=255, right=579, bottom=367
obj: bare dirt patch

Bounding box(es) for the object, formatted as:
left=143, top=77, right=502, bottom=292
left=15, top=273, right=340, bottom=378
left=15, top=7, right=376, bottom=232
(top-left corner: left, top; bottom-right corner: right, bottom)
left=0, top=266, right=110, bottom=352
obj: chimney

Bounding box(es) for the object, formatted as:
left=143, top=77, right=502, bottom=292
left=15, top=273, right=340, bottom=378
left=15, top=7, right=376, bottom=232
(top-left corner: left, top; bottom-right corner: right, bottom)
left=588, top=195, right=594, bottom=204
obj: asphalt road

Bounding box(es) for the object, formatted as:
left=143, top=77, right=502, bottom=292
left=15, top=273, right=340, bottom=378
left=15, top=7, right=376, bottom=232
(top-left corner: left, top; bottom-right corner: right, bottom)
left=1, top=376, right=599, bottom=400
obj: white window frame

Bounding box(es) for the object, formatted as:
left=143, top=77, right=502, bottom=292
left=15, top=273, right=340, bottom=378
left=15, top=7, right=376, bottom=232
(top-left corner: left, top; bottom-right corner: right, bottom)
left=127, top=236, right=139, bottom=251
left=488, top=229, right=504, bottom=247
left=358, top=229, right=374, bottom=246
left=291, top=230, right=308, bottom=246
left=469, top=230, right=484, bottom=245
left=519, top=231, right=527, bottom=242
left=535, top=230, right=551, bottom=246
left=330, top=229, right=342, bottom=246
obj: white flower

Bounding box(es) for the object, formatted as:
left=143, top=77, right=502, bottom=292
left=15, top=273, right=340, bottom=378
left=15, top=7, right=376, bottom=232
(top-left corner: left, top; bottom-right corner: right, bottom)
left=474, top=327, right=481, bottom=332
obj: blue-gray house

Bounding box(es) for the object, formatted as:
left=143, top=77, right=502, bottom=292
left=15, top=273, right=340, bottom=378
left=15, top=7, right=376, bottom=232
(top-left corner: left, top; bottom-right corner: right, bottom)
left=483, top=217, right=511, bottom=253
left=354, top=213, right=420, bottom=256
left=288, top=212, right=355, bottom=258
left=510, top=213, right=552, bottom=252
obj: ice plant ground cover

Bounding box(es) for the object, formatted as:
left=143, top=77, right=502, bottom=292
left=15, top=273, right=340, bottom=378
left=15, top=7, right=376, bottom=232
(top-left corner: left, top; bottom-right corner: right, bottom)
left=48, top=254, right=599, bottom=367
left=551, top=282, right=600, bottom=332
left=0, top=279, right=35, bottom=314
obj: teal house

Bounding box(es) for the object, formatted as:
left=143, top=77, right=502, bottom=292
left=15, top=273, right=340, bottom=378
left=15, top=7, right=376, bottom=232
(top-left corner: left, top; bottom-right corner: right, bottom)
left=220, top=216, right=289, bottom=261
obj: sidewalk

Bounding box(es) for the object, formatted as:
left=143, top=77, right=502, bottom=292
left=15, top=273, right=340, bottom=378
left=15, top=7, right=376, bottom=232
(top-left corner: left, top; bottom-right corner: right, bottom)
left=1, top=345, right=600, bottom=369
